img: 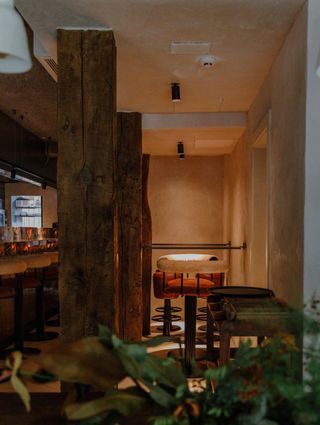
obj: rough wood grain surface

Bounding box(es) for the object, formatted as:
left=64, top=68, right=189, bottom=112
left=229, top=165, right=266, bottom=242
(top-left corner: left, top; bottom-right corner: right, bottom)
left=117, top=112, right=142, bottom=341
left=142, top=154, right=152, bottom=336
left=57, top=29, right=118, bottom=341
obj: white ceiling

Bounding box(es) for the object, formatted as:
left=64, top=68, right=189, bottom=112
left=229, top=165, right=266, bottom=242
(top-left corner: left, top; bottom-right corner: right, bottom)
left=15, top=0, right=304, bottom=154
left=142, top=112, right=246, bottom=155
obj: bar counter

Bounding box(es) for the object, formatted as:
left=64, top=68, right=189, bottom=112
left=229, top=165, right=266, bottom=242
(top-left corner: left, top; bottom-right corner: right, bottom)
left=0, top=227, right=59, bottom=349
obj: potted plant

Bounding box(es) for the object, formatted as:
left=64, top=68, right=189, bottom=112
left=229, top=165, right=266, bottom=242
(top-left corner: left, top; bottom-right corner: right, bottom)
left=1, top=300, right=320, bottom=424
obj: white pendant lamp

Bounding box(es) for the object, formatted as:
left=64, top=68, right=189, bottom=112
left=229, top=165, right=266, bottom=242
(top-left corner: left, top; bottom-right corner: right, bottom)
left=0, top=0, right=32, bottom=73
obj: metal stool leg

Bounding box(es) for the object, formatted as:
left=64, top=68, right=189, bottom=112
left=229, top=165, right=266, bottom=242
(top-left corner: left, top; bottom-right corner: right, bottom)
left=2, top=274, right=41, bottom=357
left=24, top=269, right=59, bottom=342
left=163, top=299, right=171, bottom=337
left=184, top=295, right=197, bottom=375
left=14, top=278, right=23, bottom=352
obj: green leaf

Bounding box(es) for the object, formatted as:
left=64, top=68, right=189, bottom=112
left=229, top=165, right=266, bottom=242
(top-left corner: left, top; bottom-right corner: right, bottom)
left=140, top=336, right=172, bottom=348
left=65, top=389, right=148, bottom=421
left=148, top=385, right=176, bottom=408
left=97, top=325, right=113, bottom=347
left=6, top=352, right=31, bottom=412
left=151, top=415, right=177, bottom=425
left=36, top=337, right=126, bottom=390
left=204, top=366, right=227, bottom=381
left=142, top=356, right=186, bottom=388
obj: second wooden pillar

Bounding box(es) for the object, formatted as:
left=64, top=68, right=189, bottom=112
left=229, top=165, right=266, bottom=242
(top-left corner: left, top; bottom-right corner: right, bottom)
left=117, top=112, right=143, bottom=341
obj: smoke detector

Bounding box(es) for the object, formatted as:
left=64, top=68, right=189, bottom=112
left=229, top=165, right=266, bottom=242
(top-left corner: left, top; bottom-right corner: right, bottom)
left=199, top=55, right=217, bottom=67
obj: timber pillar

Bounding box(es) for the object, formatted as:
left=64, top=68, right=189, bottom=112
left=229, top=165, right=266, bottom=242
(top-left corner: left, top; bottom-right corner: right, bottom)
left=57, top=29, right=118, bottom=341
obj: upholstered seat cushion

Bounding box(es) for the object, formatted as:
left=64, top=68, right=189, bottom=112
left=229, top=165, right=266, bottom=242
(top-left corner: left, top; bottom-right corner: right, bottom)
left=157, top=254, right=228, bottom=274
left=199, top=273, right=224, bottom=286
left=0, top=286, right=16, bottom=299
left=43, top=252, right=59, bottom=264
left=18, top=254, right=52, bottom=269
left=153, top=271, right=182, bottom=299
left=0, top=259, right=27, bottom=276
left=164, top=277, right=214, bottom=297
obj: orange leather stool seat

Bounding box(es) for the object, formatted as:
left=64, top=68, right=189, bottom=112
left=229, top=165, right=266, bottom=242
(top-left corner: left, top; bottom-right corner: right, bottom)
left=153, top=271, right=182, bottom=299
left=199, top=273, right=224, bottom=287
left=165, top=277, right=214, bottom=297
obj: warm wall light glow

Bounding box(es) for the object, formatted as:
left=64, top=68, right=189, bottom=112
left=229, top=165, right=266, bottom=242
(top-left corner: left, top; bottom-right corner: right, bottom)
left=165, top=253, right=214, bottom=261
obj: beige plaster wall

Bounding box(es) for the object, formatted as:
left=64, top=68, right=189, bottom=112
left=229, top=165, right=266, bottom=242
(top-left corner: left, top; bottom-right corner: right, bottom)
left=5, top=183, right=57, bottom=228
left=303, top=0, right=320, bottom=302
left=224, top=3, right=307, bottom=306
left=149, top=156, right=224, bottom=311
left=223, top=134, right=249, bottom=284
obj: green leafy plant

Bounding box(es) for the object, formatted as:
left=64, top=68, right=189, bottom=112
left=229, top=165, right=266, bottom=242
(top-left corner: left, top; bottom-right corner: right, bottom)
left=2, top=302, right=320, bottom=425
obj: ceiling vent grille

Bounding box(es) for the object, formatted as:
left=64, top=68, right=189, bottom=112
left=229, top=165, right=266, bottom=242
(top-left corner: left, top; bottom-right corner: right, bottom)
left=35, top=57, right=58, bottom=82
left=44, top=58, right=59, bottom=77
left=33, top=34, right=58, bottom=81
left=170, top=41, right=211, bottom=55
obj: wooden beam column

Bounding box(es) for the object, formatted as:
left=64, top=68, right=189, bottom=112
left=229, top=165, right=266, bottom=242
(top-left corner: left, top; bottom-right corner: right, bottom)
left=142, top=155, right=152, bottom=336
left=57, top=29, right=117, bottom=341
left=117, top=112, right=142, bottom=341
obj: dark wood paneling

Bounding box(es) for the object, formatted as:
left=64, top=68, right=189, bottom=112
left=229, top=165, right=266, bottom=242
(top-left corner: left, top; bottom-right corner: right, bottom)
left=0, top=111, right=57, bottom=183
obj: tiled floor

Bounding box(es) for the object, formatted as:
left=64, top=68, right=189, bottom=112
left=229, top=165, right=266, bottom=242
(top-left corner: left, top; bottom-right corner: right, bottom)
left=0, top=322, right=62, bottom=393
left=0, top=316, right=247, bottom=394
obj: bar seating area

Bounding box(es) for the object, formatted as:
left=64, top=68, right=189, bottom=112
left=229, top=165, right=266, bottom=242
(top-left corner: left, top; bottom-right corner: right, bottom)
left=0, top=249, right=59, bottom=355
left=0, top=1, right=319, bottom=423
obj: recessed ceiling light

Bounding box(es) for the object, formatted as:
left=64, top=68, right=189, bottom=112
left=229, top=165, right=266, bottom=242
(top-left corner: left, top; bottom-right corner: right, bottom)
left=170, top=41, right=211, bottom=55
left=171, top=83, right=181, bottom=102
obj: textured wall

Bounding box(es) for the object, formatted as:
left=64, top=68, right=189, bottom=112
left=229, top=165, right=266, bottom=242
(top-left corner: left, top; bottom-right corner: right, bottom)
left=223, top=134, right=249, bottom=284
left=224, top=4, right=307, bottom=306
left=149, top=156, right=224, bottom=244
left=149, top=156, right=224, bottom=311
left=303, top=0, right=320, bottom=302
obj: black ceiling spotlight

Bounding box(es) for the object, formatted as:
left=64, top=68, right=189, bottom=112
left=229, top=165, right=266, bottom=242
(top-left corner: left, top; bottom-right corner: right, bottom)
left=10, top=168, right=16, bottom=180
left=177, top=141, right=184, bottom=160
left=171, top=82, right=181, bottom=102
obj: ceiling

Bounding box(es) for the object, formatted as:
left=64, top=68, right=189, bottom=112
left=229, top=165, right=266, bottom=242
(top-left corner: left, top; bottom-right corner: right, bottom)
left=142, top=112, right=246, bottom=155
left=0, top=27, right=57, bottom=140
left=0, top=0, right=305, bottom=154
left=16, top=0, right=305, bottom=114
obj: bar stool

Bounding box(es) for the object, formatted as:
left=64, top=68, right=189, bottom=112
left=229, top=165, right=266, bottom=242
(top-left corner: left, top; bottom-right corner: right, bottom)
left=157, top=254, right=229, bottom=374
left=0, top=286, right=17, bottom=354
left=153, top=271, right=182, bottom=336
left=21, top=254, right=59, bottom=342
left=197, top=271, right=226, bottom=333
left=43, top=252, right=59, bottom=327
left=0, top=258, right=41, bottom=356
